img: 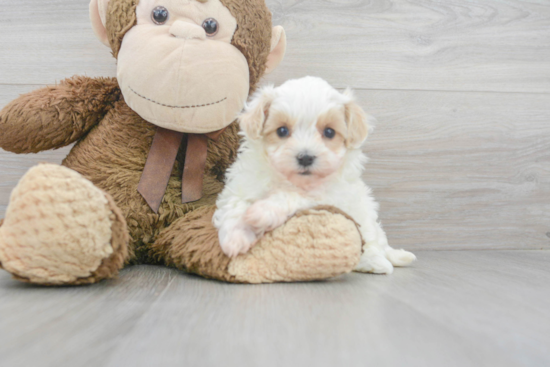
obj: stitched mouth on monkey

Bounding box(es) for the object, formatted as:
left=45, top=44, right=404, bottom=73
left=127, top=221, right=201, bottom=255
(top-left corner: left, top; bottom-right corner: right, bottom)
left=129, top=86, right=228, bottom=110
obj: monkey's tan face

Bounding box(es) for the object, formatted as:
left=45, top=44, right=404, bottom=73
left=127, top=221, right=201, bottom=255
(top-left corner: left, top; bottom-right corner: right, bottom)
left=117, top=0, right=250, bottom=133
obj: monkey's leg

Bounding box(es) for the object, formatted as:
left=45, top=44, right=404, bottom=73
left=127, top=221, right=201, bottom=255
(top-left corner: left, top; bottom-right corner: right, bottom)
left=152, top=205, right=363, bottom=283
left=0, top=164, right=130, bottom=285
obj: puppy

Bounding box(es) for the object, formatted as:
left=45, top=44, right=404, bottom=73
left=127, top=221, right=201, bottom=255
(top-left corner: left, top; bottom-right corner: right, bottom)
left=213, top=76, right=415, bottom=274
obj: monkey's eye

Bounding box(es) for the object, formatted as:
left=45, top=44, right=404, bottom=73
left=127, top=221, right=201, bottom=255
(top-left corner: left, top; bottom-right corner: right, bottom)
left=152, top=6, right=169, bottom=25
left=324, top=128, right=336, bottom=139
left=202, top=18, right=219, bottom=36
left=276, top=127, right=290, bottom=138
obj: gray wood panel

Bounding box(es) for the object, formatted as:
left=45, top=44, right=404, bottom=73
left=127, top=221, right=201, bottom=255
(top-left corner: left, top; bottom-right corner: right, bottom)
left=0, top=0, right=116, bottom=85
left=361, top=89, right=550, bottom=250
left=0, top=0, right=549, bottom=93
left=1, top=251, right=549, bottom=367
left=266, top=0, right=550, bottom=92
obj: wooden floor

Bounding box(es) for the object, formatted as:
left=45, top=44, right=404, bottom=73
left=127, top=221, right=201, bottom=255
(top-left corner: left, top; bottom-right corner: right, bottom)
left=1, top=1, right=550, bottom=366
left=0, top=251, right=549, bottom=367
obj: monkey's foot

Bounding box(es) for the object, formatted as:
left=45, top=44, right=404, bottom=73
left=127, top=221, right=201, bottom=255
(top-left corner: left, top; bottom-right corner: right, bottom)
left=154, top=205, right=363, bottom=283
left=0, top=164, right=129, bottom=285
left=229, top=206, right=363, bottom=283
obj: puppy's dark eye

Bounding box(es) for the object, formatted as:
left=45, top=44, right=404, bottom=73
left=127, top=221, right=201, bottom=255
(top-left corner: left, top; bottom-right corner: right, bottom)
left=202, top=18, right=219, bottom=36
left=152, top=6, right=169, bottom=25
left=277, top=127, right=290, bottom=138
left=324, top=128, right=336, bottom=139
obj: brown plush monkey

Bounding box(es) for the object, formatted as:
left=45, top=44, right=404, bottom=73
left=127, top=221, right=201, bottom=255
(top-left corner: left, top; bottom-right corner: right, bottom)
left=0, top=0, right=363, bottom=285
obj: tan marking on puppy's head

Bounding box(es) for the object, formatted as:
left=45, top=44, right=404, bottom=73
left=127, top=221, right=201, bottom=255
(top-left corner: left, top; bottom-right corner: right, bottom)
left=238, top=85, right=276, bottom=140
left=343, top=88, right=374, bottom=149
left=262, top=109, right=297, bottom=147
left=316, top=106, right=347, bottom=153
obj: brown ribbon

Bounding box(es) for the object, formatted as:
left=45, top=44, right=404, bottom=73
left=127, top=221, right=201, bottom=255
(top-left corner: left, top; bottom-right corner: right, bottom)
left=138, top=127, right=224, bottom=213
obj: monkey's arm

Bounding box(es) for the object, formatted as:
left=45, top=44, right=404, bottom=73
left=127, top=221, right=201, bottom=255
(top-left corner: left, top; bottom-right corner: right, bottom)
left=0, top=76, right=121, bottom=153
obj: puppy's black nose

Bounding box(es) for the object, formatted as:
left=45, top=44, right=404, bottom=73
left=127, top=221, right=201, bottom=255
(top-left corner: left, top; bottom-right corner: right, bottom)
left=297, top=154, right=316, bottom=167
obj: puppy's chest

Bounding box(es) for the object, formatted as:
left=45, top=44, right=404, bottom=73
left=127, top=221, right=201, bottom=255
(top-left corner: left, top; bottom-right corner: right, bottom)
left=309, top=181, right=368, bottom=221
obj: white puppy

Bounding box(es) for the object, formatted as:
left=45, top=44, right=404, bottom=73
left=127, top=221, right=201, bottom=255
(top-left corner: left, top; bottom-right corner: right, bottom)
left=213, top=76, right=416, bottom=274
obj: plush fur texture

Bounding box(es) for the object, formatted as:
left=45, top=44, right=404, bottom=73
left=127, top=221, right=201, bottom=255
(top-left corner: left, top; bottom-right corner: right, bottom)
left=214, top=77, right=416, bottom=273
left=0, top=164, right=129, bottom=285
left=152, top=205, right=237, bottom=282
left=61, top=98, right=242, bottom=264
left=219, top=0, right=272, bottom=90
left=9, top=191, right=131, bottom=286
left=106, top=0, right=138, bottom=58
left=153, top=205, right=362, bottom=283
left=0, top=77, right=121, bottom=154
left=228, top=206, right=363, bottom=283
left=0, top=1, right=364, bottom=285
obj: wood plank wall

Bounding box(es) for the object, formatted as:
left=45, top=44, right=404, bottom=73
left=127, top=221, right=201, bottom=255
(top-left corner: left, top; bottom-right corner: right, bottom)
left=0, top=0, right=549, bottom=251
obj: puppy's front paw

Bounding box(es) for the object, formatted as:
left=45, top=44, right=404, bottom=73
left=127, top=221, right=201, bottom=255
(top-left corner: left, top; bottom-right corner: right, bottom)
left=355, top=253, right=394, bottom=275
left=219, top=226, right=257, bottom=258
left=244, top=200, right=289, bottom=234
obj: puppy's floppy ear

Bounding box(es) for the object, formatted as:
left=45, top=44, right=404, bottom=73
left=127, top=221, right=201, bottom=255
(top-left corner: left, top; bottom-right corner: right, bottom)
left=239, top=85, right=276, bottom=140
left=343, top=88, right=376, bottom=149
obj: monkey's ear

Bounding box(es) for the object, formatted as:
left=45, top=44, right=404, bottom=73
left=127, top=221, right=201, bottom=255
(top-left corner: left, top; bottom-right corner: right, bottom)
left=90, top=0, right=110, bottom=47
left=344, top=89, right=376, bottom=149
left=239, top=86, right=276, bottom=140
left=265, top=26, right=287, bottom=74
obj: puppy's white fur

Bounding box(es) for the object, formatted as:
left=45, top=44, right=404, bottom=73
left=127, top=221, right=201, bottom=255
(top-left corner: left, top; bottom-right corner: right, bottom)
left=213, top=76, right=416, bottom=274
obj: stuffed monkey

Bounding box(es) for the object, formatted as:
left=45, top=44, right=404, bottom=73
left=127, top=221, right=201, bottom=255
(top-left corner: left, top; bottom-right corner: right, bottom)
left=0, top=0, right=363, bottom=285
